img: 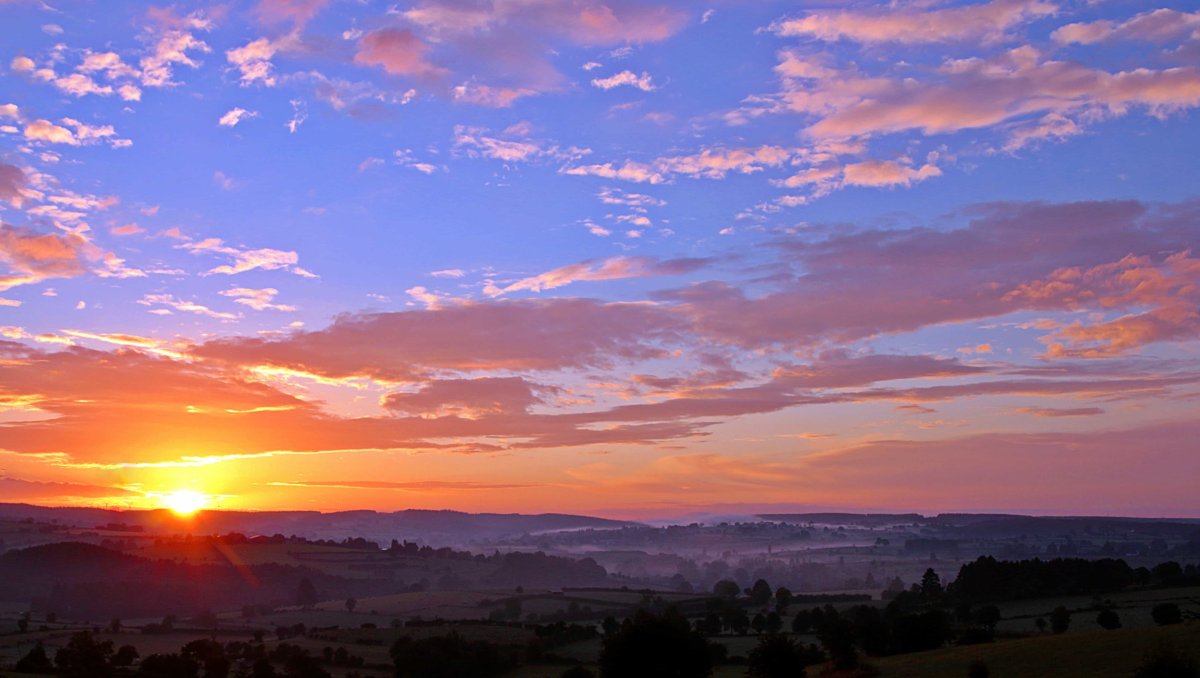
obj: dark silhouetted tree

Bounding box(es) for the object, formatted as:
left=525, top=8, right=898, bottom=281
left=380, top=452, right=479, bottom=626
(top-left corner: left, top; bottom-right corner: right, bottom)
left=1050, top=606, right=1071, bottom=634
left=749, top=579, right=773, bottom=606
left=975, top=605, right=1001, bottom=632
left=818, top=619, right=858, bottom=671
left=791, top=610, right=811, bottom=634
left=113, top=645, right=140, bottom=667
left=138, top=653, right=199, bottom=678
left=765, top=611, right=783, bottom=634
left=598, top=610, right=713, bottom=678
left=345, top=597, right=357, bottom=613
left=16, top=641, right=54, bottom=674
left=1096, top=608, right=1122, bottom=630
left=1035, top=617, right=1047, bottom=633
left=296, top=578, right=318, bottom=609
left=920, top=568, right=943, bottom=599
left=55, top=631, right=114, bottom=678
left=751, top=613, right=767, bottom=634
left=747, top=634, right=808, bottom=678
left=392, top=632, right=515, bottom=678
left=712, top=580, right=740, bottom=599
left=602, top=616, right=620, bottom=637
left=775, top=586, right=792, bottom=611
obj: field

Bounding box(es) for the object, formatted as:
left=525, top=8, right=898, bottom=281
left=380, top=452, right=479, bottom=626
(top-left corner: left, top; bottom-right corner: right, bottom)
left=872, top=622, right=1200, bottom=678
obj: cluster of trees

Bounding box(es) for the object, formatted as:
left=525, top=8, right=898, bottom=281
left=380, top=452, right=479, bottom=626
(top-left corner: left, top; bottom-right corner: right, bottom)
left=949, top=557, right=1200, bottom=603
left=14, top=631, right=376, bottom=678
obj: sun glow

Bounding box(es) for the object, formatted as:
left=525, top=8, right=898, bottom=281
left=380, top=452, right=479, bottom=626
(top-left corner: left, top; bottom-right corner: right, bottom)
left=161, top=490, right=210, bottom=516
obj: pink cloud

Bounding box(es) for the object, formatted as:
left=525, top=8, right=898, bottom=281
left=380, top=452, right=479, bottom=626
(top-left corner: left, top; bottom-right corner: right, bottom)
left=0, top=224, right=91, bottom=291
left=1053, top=9, right=1200, bottom=45
left=498, top=256, right=708, bottom=295
left=772, top=0, right=1056, bottom=45
left=354, top=28, right=447, bottom=81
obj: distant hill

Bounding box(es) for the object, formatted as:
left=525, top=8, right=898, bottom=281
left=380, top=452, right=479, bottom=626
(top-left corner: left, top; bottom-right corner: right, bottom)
left=757, top=511, right=1200, bottom=538
left=0, top=503, right=636, bottom=544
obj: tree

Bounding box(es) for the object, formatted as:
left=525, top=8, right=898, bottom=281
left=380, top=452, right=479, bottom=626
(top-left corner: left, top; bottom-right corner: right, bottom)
left=16, top=641, right=55, bottom=674
left=296, top=578, right=319, bottom=609
left=1050, top=606, right=1071, bottom=634
left=1096, top=608, right=1122, bottom=630
left=113, top=645, right=140, bottom=667
left=751, top=613, right=767, bottom=634
left=765, top=611, right=783, bottom=634
left=1035, top=617, right=1047, bottom=633
left=975, top=605, right=1001, bottom=632
left=817, top=619, right=858, bottom=671
left=598, top=610, right=713, bottom=678
left=392, top=632, right=516, bottom=678
left=712, top=580, right=741, bottom=599
left=602, top=616, right=620, bottom=637
left=747, top=634, right=808, bottom=678
left=345, top=597, right=358, bottom=613
left=791, top=610, right=811, bottom=634
left=749, top=579, right=774, bottom=606
left=55, top=632, right=114, bottom=678
left=920, top=568, right=943, bottom=599
left=775, top=586, right=793, bottom=611
left=1151, top=603, right=1182, bottom=626
left=138, top=653, right=199, bottom=678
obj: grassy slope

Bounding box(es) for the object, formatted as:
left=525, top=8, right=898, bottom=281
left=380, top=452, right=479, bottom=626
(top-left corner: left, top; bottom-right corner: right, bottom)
left=871, top=622, right=1200, bottom=678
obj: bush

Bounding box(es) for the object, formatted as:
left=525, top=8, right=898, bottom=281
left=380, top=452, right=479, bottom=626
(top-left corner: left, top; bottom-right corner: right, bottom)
left=1151, top=603, right=1183, bottom=626
left=1096, top=608, right=1121, bottom=630
left=1049, top=606, right=1071, bottom=634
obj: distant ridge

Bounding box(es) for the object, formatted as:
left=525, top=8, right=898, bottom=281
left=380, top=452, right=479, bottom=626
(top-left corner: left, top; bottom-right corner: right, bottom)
left=0, top=502, right=637, bottom=543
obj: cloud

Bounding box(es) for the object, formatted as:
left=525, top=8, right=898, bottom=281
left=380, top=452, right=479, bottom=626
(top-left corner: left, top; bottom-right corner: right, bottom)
left=748, top=45, right=1200, bottom=150
left=195, top=298, right=684, bottom=382
left=139, top=18, right=212, bottom=88
left=354, top=28, right=446, bottom=80
left=254, top=0, right=329, bottom=29
left=0, top=224, right=91, bottom=291
left=220, top=287, right=297, bottom=311
left=841, top=159, right=942, bottom=188
left=657, top=200, right=1198, bottom=350
left=0, top=477, right=140, bottom=501
left=591, top=70, right=655, bottom=91
left=219, top=107, right=259, bottom=127
left=139, top=293, right=240, bottom=320
left=0, top=163, right=29, bottom=207
left=383, top=377, right=550, bottom=418
left=177, top=237, right=315, bottom=277
left=564, top=145, right=792, bottom=184
left=1015, top=406, right=1103, bottom=417
left=22, top=118, right=129, bottom=148
left=453, top=125, right=587, bottom=163
left=227, top=37, right=281, bottom=87
left=772, top=0, right=1057, bottom=45
left=497, top=256, right=709, bottom=295
left=346, top=1, right=686, bottom=104
left=1052, top=9, right=1200, bottom=45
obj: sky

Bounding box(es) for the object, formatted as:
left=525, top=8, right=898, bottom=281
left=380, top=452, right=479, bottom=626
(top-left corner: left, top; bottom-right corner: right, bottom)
left=0, top=0, right=1198, bottom=519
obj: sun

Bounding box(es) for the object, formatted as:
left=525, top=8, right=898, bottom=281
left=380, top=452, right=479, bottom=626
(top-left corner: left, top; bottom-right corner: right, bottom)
left=161, top=490, right=209, bottom=517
